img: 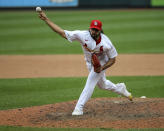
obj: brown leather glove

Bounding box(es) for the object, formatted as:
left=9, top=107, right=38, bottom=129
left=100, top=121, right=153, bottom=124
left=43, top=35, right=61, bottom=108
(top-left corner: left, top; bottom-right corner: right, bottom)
left=91, top=53, right=101, bottom=73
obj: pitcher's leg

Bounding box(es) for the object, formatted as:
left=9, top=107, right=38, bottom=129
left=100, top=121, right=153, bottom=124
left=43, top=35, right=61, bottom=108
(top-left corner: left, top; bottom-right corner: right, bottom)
left=97, top=74, right=132, bottom=100
left=72, top=69, right=104, bottom=115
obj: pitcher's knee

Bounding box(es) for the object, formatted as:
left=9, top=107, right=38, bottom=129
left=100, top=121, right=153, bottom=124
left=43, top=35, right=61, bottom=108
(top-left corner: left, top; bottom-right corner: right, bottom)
left=98, top=83, right=114, bottom=90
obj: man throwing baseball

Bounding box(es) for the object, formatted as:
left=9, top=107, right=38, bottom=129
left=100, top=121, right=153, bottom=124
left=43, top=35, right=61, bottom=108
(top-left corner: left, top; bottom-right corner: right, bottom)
left=38, top=10, right=133, bottom=116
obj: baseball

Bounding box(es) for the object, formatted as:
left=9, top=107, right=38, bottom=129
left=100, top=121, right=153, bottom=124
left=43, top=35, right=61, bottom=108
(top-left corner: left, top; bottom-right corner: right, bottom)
left=36, top=7, right=42, bottom=12
left=140, top=96, right=146, bottom=98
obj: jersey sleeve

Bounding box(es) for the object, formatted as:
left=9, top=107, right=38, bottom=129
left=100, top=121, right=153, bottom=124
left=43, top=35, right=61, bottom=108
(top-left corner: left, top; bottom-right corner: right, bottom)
left=106, top=45, right=118, bottom=58
left=64, top=30, right=83, bottom=43
left=105, top=35, right=118, bottom=58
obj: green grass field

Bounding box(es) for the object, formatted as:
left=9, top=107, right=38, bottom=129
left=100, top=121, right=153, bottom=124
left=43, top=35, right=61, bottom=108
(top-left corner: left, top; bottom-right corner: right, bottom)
left=0, top=10, right=164, bottom=54
left=152, top=0, right=164, bottom=6
left=0, top=76, right=163, bottom=131
left=0, top=9, right=164, bottom=131
left=0, top=76, right=164, bottom=131
left=0, top=76, right=163, bottom=110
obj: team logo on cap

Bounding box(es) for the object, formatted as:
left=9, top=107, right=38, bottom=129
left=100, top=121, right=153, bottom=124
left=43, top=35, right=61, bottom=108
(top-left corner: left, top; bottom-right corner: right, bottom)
left=94, top=21, right=98, bottom=26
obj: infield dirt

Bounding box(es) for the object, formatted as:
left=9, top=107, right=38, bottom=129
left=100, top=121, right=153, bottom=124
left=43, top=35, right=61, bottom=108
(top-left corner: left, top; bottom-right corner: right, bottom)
left=0, top=98, right=164, bottom=128
left=0, top=54, right=164, bottom=78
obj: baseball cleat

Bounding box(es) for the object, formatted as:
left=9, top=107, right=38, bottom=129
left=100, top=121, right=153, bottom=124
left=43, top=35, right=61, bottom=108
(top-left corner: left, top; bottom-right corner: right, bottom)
left=72, top=108, right=83, bottom=116
left=127, top=94, right=133, bottom=101
left=120, top=83, right=133, bottom=101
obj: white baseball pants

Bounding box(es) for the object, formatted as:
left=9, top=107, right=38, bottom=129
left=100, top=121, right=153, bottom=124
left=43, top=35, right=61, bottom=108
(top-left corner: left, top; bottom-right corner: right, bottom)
left=74, top=68, right=131, bottom=111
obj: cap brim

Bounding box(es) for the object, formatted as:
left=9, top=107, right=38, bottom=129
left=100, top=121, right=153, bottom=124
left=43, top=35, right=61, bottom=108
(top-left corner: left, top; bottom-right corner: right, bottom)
left=90, top=26, right=101, bottom=31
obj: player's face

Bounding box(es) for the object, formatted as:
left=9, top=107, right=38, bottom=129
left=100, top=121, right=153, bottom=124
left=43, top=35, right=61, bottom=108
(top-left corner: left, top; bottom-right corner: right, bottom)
left=89, top=28, right=101, bottom=40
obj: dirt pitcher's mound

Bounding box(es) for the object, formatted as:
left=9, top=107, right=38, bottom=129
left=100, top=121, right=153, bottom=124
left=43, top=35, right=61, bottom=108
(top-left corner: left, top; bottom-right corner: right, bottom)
left=0, top=98, right=164, bottom=129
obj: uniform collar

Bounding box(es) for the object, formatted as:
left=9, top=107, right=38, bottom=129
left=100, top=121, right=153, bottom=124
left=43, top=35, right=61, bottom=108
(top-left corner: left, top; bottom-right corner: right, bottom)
left=96, top=35, right=101, bottom=45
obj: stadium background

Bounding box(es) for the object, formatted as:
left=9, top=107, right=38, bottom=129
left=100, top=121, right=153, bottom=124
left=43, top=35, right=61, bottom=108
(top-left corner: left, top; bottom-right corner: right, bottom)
left=0, top=0, right=164, bottom=8
left=0, top=0, right=164, bottom=131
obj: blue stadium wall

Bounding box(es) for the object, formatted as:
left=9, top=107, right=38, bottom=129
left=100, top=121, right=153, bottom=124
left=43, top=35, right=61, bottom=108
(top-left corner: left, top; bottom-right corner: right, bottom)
left=0, top=0, right=162, bottom=9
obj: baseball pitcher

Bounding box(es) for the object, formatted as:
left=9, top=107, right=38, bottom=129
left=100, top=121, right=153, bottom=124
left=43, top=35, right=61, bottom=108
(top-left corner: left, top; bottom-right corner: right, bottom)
left=37, top=10, right=133, bottom=116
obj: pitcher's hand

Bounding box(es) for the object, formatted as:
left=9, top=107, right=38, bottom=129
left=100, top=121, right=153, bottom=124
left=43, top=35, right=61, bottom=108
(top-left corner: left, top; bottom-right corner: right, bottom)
left=39, top=11, right=48, bottom=21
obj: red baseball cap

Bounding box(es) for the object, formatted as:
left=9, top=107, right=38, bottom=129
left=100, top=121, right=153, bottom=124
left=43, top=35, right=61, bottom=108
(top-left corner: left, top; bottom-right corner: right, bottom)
left=89, top=20, right=102, bottom=31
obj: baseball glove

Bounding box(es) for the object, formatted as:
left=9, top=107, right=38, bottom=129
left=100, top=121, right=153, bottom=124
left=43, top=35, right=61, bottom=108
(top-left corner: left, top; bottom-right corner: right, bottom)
left=91, top=53, right=101, bottom=73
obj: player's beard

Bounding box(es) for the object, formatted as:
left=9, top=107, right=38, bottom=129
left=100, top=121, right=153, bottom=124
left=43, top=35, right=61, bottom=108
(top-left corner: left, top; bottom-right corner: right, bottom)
left=89, top=31, right=100, bottom=40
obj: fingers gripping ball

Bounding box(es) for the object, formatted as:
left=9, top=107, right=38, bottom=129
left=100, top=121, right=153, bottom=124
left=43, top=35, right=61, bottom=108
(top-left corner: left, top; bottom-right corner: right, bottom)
left=92, top=53, right=101, bottom=73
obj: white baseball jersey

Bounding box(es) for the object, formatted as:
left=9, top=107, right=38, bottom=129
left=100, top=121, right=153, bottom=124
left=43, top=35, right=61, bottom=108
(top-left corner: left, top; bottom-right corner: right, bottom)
left=64, top=30, right=132, bottom=114
left=64, top=30, right=118, bottom=71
